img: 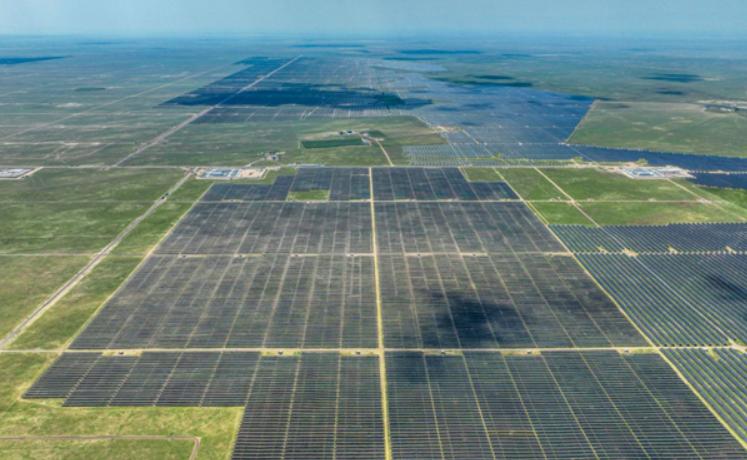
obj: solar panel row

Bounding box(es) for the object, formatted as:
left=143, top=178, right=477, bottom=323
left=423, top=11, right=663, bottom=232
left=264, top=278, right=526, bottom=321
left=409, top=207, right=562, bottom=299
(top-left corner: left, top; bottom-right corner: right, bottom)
left=665, top=348, right=747, bottom=445
left=375, top=202, right=563, bottom=254
left=551, top=223, right=747, bottom=254
left=689, top=173, right=747, bottom=191
left=72, top=255, right=378, bottom=349
left=379, top=253, right=645, bottom=349
left=232, top=354, right=384, bottom=460
left=157, top=202, right=373, bottom=255
left=578, top=253, right=747, bottom=346
left=372, top=167, right=518, bottom=201
left=387, top=351, right=746, bottom=460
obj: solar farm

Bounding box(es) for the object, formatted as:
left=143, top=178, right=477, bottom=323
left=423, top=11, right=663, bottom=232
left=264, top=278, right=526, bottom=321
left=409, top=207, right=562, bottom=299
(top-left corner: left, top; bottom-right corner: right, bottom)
left=4, top=39, right=747, bottom=460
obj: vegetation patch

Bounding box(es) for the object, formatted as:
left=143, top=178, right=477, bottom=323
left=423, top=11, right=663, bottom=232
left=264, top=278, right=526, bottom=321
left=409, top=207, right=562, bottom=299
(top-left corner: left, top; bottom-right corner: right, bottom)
left=461, top=167, right=502, bottom=182
left=112, top=202, right=194, bottom=255
left=499, top=168, right=567, bottom=201
left=7, top=256, right=141, bottom=350
left=302, top=137, right=365, bottom=149
left=541, top=167, right=698, bottom=202
left=287, top=190, right=330, bottom=201
left=0, top=438, right=193, bottom=460
left=569, top=101, right=747, bottom=157
left=580, top=202, right=747, bottom=225
left=0, top=256, right=89, bottom=340
left=529, top=202, right=595, bottom=225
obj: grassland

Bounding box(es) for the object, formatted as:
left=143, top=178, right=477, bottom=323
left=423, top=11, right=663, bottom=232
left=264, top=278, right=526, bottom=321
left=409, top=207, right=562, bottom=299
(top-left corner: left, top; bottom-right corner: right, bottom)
left=0, top=353, right=241, bottom=460
left=413, top=43, right=747, bottom=104
left=461, top=167, right=503, bottom=182
left=0, top=169, right=184, bottom=254
left=698, top=187, right=747, bottom=210
left=287, top=190, right=330, bottom=201
left=530, top=200, right=746, bottom=225
left=540, top=168, right=700, bottom=202
left=112, top=203, right=194, bottom=255
left=518, top=167, right=747, bottom=225
left=128, top=117, right=444, bottom=166
left=0, top=438, right=193, bottom=460
left=0, top=168, right=185, bottom=203
left=530, top=202, right=594, bottom=225
left=0, top=202, right=148, bottom=254
left=301, top=137, right=364, bottom=149
left=7, top=256, right=142, bottom=350
left=569, top=102, right=747, bottom=157
left=497, top=168, right=567, bottom=200
left=0, top=256, right=89, bottom=341
left=579, top=201, right=747, bottom=225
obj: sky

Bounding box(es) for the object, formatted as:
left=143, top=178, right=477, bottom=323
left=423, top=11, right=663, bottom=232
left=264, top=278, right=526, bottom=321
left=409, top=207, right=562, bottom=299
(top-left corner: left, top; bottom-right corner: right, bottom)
left=1, top=0, right=746, bottom=38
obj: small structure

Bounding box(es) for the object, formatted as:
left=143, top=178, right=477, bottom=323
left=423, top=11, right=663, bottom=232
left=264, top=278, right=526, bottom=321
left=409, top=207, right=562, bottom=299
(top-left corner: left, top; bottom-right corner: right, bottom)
left=0, top=168, right=34, bottom=179
left=620, top=166, right=692, bottom=179
left=197, top=168, right=267, bottom=180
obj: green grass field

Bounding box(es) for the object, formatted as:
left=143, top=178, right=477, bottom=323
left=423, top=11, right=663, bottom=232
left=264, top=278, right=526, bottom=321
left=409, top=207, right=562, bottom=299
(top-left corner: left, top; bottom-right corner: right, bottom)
left=497, top=168, right=567, bottom=200
left=530, top=202, right=595, bottom=225
left=0, top=438, right=194, bottom=460
left=287, top=190, right=330, bottom=201
left=301, top=137, right=364, bottom=149
left=569, top=102, right=747, bottom=158
left=461, top=167, right=503, bottom=182
left=698, top=187, right=747, bottom=210
left=112, top=203, right=194, bottom=255
left=0, top=169, right=185, bottom=203
left=128, top=117, right=444, bottom=167
left=540, top=167, right=699, bottom=201
left=579, top=201, right=747, bottom=225
left=530, top=200, right=747, bottom=225
left=0, top=202, right=148, bottom=254
left=0, top=169, right=184, bottom=254
left=7, top=256, right=142, bottom=350
left=0, top=256, right=89, bottom=341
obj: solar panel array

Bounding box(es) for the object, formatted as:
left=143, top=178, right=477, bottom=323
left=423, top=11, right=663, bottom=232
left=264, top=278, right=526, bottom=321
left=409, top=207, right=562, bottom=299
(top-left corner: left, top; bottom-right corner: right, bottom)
left=156, top=202, right=373, bottom=255
left=689, top=173, right=747, bottom=190
left=372, top=167, right=518, bottom=201
left=380, top=254, right=646, bottom=349
left=578, top=253, right=747, bottom=346
left=233, top=354, right=384, bottom=460
left=29, top=349, right=747, bottom=459
left=665, top=348, right=747, bottom=444
left=575, top=145, right=747, bottom=172
left=27, top=160, right=747, bottom=459
left=26, top=352, right=381, bottom=413
left=168, top=57, right=428, bottom=123
left=72, top=254, right=377, bottom=349
left=387, top=351, right=747, bottom=460
left=162, top=55, right=747, bottom=172
left=376, top=202, right=563, bottom=254
left=551, top=223, right=747, bottom=253
left=23, top=353, right=101, bottom=399
left=373, top=65, right=747, bottom=171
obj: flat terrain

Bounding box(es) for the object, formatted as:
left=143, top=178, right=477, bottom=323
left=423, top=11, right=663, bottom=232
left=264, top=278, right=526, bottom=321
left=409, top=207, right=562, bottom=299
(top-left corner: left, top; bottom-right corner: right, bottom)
left=570, top=102, right=747, bottom=157
left=3, top=38, right=747, bottom=460
left=127, top=117, right=445, bottom=167
left=0, top=168, right=184, bottom=254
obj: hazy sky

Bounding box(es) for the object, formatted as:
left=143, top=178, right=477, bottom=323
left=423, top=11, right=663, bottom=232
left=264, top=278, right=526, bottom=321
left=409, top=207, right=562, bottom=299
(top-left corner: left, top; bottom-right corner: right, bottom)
left=1, top=0, right=746, bottom=37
